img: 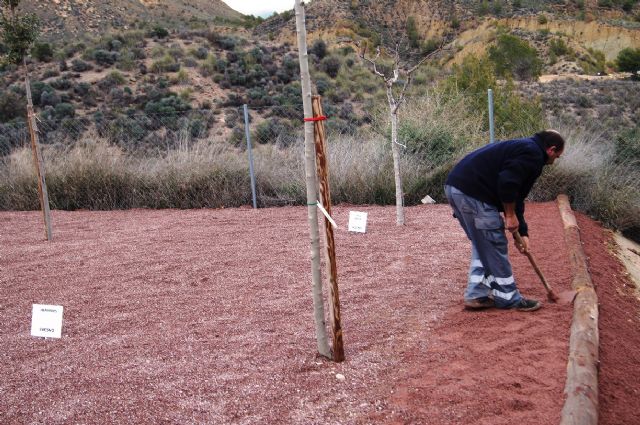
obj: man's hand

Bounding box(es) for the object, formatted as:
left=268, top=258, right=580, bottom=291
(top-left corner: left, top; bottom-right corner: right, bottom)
left=515, top=235, right=529, bottom=254
left=504, top=213, right=519, bottom=234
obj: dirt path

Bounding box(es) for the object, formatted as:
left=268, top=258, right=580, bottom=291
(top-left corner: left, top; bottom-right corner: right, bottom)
left=1, top=203, right=638, bottom=424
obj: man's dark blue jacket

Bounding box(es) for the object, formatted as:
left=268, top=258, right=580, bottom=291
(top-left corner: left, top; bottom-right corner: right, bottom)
left=445, top=134, right=549, bottom=236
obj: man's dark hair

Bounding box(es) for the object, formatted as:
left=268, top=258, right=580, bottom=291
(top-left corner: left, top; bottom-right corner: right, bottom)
left=536, top=130, right=565, bottom=150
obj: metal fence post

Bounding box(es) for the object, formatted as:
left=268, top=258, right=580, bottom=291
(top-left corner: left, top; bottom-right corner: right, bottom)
left=488, top=88, right=495, bottom=144
left=243, top=104, right=258, bottom=209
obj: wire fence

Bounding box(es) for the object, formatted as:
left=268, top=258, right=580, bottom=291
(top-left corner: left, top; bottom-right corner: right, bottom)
left=1, top=98, right=637, bottom=238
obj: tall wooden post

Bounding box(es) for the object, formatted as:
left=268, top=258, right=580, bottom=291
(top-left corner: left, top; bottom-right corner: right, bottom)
left=25, top=61, right=52, bottom=241
left=294, top=0, right=331, bottom=359
left=312, top=96, right=345, bottom=362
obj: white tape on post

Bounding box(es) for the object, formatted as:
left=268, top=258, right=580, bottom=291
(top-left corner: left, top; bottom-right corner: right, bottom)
left=316, top=201, right=337, bottom=229
left=31, top=304, right=64, bottom=339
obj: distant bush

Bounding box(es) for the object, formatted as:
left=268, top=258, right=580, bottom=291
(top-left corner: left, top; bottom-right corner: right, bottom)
left=549, top=38, right=570, bottom=57
left=254, top=118, right=297, bottom=146
left=93, top=49, right=119, bottom=66
left=443, top=54, right=546, bottom=138
left=406, top=16, right=420, bottom=49
left=151, top=54, right=181, bottom=73
left=49, top=78, right=72, bottom=90
left=0, top=90, right=26, bottom=122
left=71, top=59, right=92, bottom=72
left=40, top=90, right=61, bottom=107
left=192, top=46, right=208, bottom=60
left=31, top=43, right=54, bottom=62
left=0, top=120, right=28, bottom=156
left=206, top=31, right=238, bottom=50
left=615, top=124, right=640, bottom=163
left=320, top=55, right=341, bottom=78
left=616, top=47, right=640, bottom=73
left=310, top=39, right=327, bottom=60
left=148, top=26, right=169, bottom=39
left=29, top=81, right=55, bottom=106
left=488, top=34, right=542, bottom=81
left=54, top=103, right=75, bottom=119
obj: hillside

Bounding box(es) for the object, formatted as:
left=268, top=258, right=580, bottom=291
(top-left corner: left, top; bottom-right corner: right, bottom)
left=16, top=0, right=243, bottom=41
left=0, top=0, right=638, bottom=156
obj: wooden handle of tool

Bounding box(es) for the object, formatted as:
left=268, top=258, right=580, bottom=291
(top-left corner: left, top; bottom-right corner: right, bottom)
left=513, top=231, right=554, bottom=293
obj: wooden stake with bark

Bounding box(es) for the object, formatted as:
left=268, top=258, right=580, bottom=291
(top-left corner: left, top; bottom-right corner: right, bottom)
left=312, top=95, right=344, bottom=362
left=25, top=63, right=52, bottom=240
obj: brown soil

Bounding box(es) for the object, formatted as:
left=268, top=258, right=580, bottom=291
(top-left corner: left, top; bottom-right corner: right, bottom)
left=1, top=202, right=639, bottom=424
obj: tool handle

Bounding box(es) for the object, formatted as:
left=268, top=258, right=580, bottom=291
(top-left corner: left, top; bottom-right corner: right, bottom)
left=513, top=231, right=554, bottom=293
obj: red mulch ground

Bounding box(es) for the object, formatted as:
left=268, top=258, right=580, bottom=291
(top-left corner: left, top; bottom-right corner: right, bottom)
left=1, top=202, right=638, bottom=424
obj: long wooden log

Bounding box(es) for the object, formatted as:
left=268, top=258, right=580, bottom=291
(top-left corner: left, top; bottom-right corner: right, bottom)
left=557, top=194, right=599, bottom=425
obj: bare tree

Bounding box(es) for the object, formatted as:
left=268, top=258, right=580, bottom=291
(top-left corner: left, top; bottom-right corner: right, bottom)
left=357, top=37, right=443, bottom=225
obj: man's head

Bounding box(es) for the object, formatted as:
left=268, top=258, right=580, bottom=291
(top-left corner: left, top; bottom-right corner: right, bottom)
left=536, top=129, right=565, bottom=164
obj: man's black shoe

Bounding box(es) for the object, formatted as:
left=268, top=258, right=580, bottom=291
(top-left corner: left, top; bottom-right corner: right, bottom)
left=510, top=298, right=542, bottom=312
left=464, top=297, right=495, bottom=310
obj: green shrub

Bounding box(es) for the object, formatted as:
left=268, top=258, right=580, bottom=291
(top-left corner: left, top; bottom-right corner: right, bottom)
left=615, top=124, right=640, bottom=163
left=0, top=90, right=26, bottom=122
left=253, top=118, right=297, bottom=146
left=443, top=54, right=546, bottom=139
left=549, top=38, right=570, bottom=56
left=406, top=16, right=420, bottom=49
left=151, top=54, right=181, bottom=73
left=93, top=49, right=119, bottom=66
left=71, top=58, right=92, bottom=72
left=54, top=102, right=75, bottom=119
left=320, top=55, right=341, bottom=78
left=616, top=47, right=640, bottom=73
left=31, top=42, right=54, bottom=62
left=488, top=34, right=542, bottom=81
left=148, top=26, right=169, bottom=39
left=310, top=39, right=327, bottom=60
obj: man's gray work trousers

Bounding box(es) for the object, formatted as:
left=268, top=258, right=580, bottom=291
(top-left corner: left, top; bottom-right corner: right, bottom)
left=444, top=185, right=523, bottom=308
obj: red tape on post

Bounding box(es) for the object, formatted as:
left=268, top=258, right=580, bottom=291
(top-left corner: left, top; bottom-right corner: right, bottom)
left=304, top=116, right=327, bottom=122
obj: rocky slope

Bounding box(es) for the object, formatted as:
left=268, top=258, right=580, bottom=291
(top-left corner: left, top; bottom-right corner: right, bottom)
left=16, top=0, right=242, bottom=41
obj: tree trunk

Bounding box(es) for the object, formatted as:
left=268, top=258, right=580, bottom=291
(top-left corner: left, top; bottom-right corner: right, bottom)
left=294, top=0, right=331, bottom=359
left=389, top=102, right=404, bottom=225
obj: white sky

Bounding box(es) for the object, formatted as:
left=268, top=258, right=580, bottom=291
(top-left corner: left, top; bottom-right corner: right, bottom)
left=221, top=1, right=311, bottom=18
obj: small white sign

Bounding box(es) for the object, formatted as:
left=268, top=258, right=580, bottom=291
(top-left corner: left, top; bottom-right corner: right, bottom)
left=348, top=211, right=368, bottom=233
left=31, top=304, right=64, bottom=339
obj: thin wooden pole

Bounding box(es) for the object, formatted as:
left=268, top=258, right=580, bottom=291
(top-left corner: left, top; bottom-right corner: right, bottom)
left=294, top=0, right=331, bottom=359
left=312, top=96, right=345, bottom=362
left=25, top=60, right=52, bottom=241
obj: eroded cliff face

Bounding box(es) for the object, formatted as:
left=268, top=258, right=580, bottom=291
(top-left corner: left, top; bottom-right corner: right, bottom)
left=260, top=1, right=638, bottom=70
left=505, top=17, right=640, bottom=60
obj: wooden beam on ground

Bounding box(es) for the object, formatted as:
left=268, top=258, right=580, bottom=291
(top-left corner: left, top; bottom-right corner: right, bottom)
left=312, top=96, right=345, bottom=362
left=557, top=194, right=599, bottom=425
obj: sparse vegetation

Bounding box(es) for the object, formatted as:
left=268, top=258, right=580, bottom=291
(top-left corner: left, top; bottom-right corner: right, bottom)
left=0, top=1, right=637, bottom=241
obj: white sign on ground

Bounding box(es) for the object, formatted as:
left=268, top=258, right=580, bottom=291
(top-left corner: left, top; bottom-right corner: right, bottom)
left=31, top=304, right=64, bottom=339
left=348, top=211, right=368, bottom=233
